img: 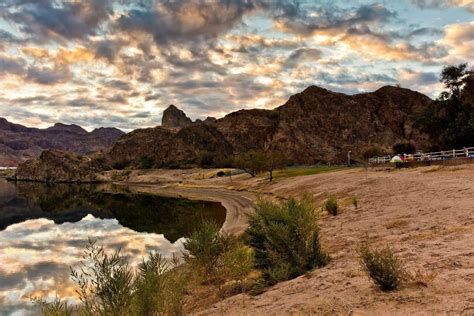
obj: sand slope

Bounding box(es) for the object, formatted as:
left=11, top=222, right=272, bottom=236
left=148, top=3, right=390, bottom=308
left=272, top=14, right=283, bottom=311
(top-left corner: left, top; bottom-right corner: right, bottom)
left=192, top=165, right=474, bottom=315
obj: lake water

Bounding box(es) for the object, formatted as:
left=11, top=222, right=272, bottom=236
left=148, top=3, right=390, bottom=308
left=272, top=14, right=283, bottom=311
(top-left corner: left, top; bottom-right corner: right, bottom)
left=0, top=179, right=226, bottom=315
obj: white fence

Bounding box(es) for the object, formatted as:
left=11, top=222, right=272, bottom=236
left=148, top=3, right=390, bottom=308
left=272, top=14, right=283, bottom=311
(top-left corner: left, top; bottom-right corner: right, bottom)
left=368, top=146, right=474, bottom=165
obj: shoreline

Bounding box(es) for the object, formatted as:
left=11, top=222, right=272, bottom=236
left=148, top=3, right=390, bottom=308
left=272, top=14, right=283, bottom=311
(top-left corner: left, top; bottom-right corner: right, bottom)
left=114, top=182, right=256, bottom=235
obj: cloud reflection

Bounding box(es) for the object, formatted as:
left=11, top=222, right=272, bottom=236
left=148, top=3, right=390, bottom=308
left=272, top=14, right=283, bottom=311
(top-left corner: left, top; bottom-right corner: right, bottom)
left=0, top=214, right=185, bottom=315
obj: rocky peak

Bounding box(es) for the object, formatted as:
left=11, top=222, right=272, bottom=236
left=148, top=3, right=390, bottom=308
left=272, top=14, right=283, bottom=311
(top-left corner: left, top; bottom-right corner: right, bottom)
left=203, top=116, right=217, bottom=124
left=90, top=127, right=125, bottom=138
left=161, top=104, right=193, bottom=129
left=0, top=117, right=29, bottom=132
left=47, top=123, right=88, bottom=134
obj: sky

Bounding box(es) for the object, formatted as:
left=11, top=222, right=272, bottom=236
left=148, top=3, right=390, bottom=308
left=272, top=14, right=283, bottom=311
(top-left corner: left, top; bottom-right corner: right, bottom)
left=0, top=0, right=472, bottom=131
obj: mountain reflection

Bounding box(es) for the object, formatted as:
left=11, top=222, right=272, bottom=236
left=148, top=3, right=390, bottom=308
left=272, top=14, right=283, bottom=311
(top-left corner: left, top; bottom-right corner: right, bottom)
left=0, top=180, right=226, bottom=242
left=0, top=179, right=226, bottom=314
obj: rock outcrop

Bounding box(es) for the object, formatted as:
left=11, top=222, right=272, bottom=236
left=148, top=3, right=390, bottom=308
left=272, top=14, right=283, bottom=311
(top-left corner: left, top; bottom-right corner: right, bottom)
left=105, top=85, right=431, bottom=169
left=161, top=104, right=193, bottom=129
left=0, top=119, right=124, bottom=166
left=15, top=150, right=104, bottom=182
left=16, top=84, right=434, bottom=181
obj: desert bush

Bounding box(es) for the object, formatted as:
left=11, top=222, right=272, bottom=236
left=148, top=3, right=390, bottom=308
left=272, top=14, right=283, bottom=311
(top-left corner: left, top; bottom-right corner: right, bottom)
left=138, top=155, right=154, bottom=169
left=32, top=297, right=73, bottom=316
left=36, top=240, right=188, bottom=316
left=70, top=240, right=135, bottom=315
left=133, top=253, right=186, bottom=316
left=246, top=196, right=329, bottom=283
left=183, top=221, right=236, bottom=280
left=112, top=160, right=130, bottom=170
left=184, top=221, right=255, bottom=303
left=359, top=241, right=407, bottom=291
left=324, top=196, right=339, bottom=215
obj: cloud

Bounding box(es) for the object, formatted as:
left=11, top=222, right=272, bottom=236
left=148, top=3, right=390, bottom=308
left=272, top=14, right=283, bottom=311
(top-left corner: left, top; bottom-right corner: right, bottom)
left=94, top=39, right=124, bottom=62
left=101, top=79, right=132, bottom=91
left=440, top=21, right=474, bottom=60
left=26, top=65, right=71, bottom=85
left=0, top=56, right=26, bottom=75
left=1, top=0, right=113, bottom=41
left=284, top=48, right=322, bottom=69
left=275, top=3, right=395, bottom=36
left=115, top=0, right=259, bottom=45
left=410, top=0, right=474, bottom=12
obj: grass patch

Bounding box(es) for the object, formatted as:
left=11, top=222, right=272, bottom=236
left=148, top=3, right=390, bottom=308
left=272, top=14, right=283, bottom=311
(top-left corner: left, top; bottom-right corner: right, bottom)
left=270, top=166, right=345, bottom=179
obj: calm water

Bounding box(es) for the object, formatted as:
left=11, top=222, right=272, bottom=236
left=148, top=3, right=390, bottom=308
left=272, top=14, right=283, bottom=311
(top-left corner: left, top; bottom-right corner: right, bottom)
left=0, top=179, right=226, bottom=315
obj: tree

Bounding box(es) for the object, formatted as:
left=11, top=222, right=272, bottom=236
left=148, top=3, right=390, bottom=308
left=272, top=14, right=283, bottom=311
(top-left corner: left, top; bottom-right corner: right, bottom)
left=234, top=150, right=286, bottom=181
left=233, top=150, right=266, bottom=177
left=262, top=151, right=286, bottom=182
left=393, top=142, right=416, bottom=155
left=416, top=63, right=474, bottom=149
left=440, top=63, right=469, bottom=99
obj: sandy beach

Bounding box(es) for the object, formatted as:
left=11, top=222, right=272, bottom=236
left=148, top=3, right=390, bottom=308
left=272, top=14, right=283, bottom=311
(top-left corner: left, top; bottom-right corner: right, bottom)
left=111, top=163, right=474, bottom=315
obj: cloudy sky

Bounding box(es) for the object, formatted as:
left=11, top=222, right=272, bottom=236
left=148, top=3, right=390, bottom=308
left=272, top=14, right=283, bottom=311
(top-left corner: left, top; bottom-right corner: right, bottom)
left=0, top=0, right=472, bottom=131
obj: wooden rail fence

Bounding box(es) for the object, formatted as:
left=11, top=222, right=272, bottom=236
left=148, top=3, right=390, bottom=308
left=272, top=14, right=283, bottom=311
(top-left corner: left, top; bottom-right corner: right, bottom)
left=368, top=146, right=474, bottom=165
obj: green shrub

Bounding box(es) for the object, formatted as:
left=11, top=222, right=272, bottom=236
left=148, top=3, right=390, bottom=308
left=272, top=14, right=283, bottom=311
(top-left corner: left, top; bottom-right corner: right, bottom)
left=246, top=196, right=329, bottom=283
left=183, top=221, right=235, bottom=279
left=70, top=240, right=135, bottom=315
left=133, top=253, right=186, bottom=316
left=359, top=241, right=407, bottom=291
left=32, top=297, right=73, bottom=316
left=112, top=160, right=130, bottom=170
left=324, top=196, right=339, bottom=215
left=266, top=263, right=292, bottom=285
left=138, top=156, right=154, bottom=169
left=184, top=221, right=255, bottom=302
left=36, top=240, right=188, bottom=316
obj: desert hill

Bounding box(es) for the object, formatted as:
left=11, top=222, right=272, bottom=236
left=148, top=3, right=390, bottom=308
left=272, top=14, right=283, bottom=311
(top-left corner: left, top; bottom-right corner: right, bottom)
left=15, top=84, right=434, bottom=181
left=107, top=85, right=431, bottom=169
left=0, top=118, right=124, bottom=167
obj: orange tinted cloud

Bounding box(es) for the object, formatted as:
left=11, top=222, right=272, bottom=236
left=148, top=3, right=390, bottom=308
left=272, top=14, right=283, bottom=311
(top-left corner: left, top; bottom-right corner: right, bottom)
left=22, top=46, right=95, bottom=64
left=441, top=21, right=474, bottom=60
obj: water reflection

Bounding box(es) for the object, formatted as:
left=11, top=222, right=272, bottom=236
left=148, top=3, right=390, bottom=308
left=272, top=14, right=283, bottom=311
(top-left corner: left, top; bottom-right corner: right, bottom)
left=0, top=179, right=226, bottom=315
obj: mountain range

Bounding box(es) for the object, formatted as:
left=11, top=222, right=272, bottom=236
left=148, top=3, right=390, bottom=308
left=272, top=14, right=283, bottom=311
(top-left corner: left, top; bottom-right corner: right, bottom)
left=15, top=84, right=434, bottom=182
left=0, top=119, right=124, bottom=167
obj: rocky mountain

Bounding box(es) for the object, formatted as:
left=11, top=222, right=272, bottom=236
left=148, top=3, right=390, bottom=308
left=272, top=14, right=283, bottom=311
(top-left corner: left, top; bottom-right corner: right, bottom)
left=15, top=84, right=433, bottom=181
left=161, top=104, right=194, bottom=129
left=161, top=104, right=217, bottom=129
left=0, top=119, right=124, bottom=167
left=106, top=85, right=431, bottom=169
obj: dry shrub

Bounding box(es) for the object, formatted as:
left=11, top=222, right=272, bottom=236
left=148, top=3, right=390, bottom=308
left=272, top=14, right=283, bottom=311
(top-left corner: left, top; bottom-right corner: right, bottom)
left=359, top=241, right=408, bottom=291
left=324, top=196, right=339, bottom=216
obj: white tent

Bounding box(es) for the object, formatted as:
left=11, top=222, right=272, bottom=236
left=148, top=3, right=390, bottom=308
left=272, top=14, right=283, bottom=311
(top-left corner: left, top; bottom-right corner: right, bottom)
left=390, top=155, right=403, bottom=163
